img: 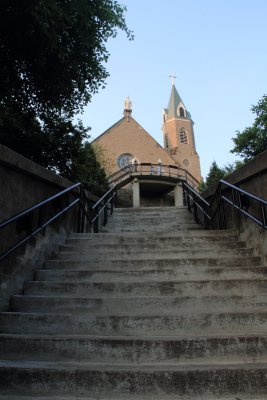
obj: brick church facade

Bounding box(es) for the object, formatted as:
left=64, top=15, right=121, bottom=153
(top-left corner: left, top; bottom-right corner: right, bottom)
left=92, top=84, right=201, bottom=183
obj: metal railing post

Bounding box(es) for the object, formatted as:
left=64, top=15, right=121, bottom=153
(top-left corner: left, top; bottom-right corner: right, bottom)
left=260, top=203, right=267, bottom=228
left=77, top=187, right=83, bottom=233
left=104, top=206, right=108, bottom=226
left=110, top=191, right=115, bottom=216
left=192, top=193, right=198, bottom=223
left=93, top=205, right=99, bottom=233
left=38, top=206, right=44, bottom=229
left=187, top=193, right=191, bottom=212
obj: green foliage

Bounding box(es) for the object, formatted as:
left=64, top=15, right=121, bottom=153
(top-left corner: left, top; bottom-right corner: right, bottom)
left=0, top=0, right=133, bottom=116
left=202, top=160, right=244, bottom=190
left=204, top=161, right=225, bottom=189
left=0, top=110, right=88, bottom=176
left=231, top=95, right=267, bottom=160
left=73, top=143, right=108, bottom=196
left=0, top=0, right=132, bottom=196
left=92, top=142, right=114, bottom=175
left=198, top=179, right=206, bottom=193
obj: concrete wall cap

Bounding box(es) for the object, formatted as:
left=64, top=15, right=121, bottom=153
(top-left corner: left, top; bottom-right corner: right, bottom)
left=0, top=144, right=73, bottom=189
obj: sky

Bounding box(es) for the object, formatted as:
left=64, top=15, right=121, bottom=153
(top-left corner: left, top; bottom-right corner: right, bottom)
left=80, top=0, right=267, bottom=179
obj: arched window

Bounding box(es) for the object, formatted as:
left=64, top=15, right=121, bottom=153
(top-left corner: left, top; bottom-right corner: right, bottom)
left=179, top=107, right=185, bottom=117
left=179, top=128, right=188, bottom=144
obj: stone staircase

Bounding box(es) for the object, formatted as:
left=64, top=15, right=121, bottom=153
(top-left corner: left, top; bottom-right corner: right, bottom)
left=0, top=206, right=267, bottom=399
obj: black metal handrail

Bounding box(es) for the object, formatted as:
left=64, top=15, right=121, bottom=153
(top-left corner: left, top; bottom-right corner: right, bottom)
left=182, top=179, right=267, bottom=230
left=108, top=163, right=200, bottom=190
left=0, top=182, right=81, bottom=262
left=91, top=187, right=117, bottom=233
left=0, top=182, right=117, bottom=262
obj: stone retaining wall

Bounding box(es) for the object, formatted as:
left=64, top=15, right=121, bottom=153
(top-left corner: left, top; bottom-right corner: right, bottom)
left=0, top=145, right=79, bottom=311
left=202, top=150, right=267, bottom=262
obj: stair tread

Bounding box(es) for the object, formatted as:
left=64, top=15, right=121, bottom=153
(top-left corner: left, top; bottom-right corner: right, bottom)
left=25, top=277, right=267, bottom=284
left=0, top=396, right=265, bottom=400
left=2, top=332, right=267, bottom=340
left=12, top=293, right=267, bottom=299
left=1, top=359, right=267, bottom=371
left=1, top=206, right=265, bottom=398
left=4, top=309, right=267, bottom=317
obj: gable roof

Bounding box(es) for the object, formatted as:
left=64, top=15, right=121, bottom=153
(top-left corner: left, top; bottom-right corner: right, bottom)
left=92, top=115, right=178, bottom=170
left=91, top=117, right=125, bottom=144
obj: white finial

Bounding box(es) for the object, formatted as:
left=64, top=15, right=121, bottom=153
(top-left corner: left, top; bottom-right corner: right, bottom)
left=123, top=96, right=132, bottom=120
left=124, top=96, right=132, bottom=110
left=169, top=75, right=176, bottom=85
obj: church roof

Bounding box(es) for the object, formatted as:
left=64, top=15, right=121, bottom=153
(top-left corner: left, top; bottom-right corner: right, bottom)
left=166, top=84, right=186, bottom=120
left=91, top=117, right=125, bottom=144
left=92, top=115, right=178, bottom=172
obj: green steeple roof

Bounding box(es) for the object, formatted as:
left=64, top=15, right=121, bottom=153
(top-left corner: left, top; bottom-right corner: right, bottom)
left=166, top=84, right=187, bottom=120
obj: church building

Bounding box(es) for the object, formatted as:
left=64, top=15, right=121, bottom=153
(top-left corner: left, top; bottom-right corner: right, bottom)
left=92, top=83, right=201, bottom=183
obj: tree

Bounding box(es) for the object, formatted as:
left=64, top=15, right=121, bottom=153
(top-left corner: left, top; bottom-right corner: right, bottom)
left=0, top=109, right=88, bottom=176
left=205, top=161, right=225, bottom=188
left=202, top=160, right=245, bottom=191
left=92, top=142, right=114, bottom=175
left=198, top=179, right=206, bottom=193
left=73, top=142, right=108, bottom=196
left=231, top=95, right=267, bottom=160
left=0, top=0, right=133, bottom=117
left=0, top=0, right=132, bottom=194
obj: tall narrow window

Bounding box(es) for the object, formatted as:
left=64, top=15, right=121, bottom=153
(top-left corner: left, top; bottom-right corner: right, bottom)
left=179, top=107, right=185, bottom=117
left=165, top=134, right=169, bottom=148
left=180, top=128, right=188, bottom=144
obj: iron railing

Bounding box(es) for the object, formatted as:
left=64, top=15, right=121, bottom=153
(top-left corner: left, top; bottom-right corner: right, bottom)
left=183, top=179, right=267, bottom=230
left=108, top=163, right=200, bottom=190
left=91, top=187, right=117, bottom=233
left=0, top=183, right=116, bottom=262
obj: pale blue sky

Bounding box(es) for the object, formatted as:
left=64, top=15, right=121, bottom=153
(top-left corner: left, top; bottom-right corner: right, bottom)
left=80, top=0, right=267, bottom=178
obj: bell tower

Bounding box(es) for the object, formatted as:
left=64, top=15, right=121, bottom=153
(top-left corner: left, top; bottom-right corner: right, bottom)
left=162, top=81, right=201, bottom=182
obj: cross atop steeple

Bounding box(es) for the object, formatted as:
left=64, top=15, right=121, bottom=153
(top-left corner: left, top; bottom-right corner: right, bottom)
left=169, top=75, right=176, bottom=86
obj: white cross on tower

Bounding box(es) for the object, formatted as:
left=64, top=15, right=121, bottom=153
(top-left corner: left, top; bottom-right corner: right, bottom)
left=169, top=75, right=176, bottom=85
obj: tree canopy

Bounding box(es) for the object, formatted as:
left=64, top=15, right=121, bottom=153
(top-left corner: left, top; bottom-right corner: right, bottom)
left=204, top=161, right=225, bottom=189
left=0, top=0, right=132, bottom=195
left=0, top=0, right=133, bottom=117
left=201, top=160, right=244, bottom=191
left=231, top=94, right=267, bottom=160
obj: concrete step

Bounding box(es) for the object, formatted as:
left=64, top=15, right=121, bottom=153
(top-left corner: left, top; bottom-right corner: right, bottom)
left=99, top=226, right=203, bottom=232
left=114, top=206, right=187, bottom=211
left=106, top=219, right=199, bottom=225
left=69, top=229, right=238, bottom=239
left=23, top=278, right=267, bottom=297
left=44, top=256, right=261, bottom=268
left=2, top=310, right=267, bottom=336
left=63, top=240, right=247, bottom=251
left=0, top=397, right=96, bottom=400
left=52, top=249, right=254, bottom=261
left=10, top=294, right=267, bottom=315
left=108, top=213, right=196, bottom=219
left=96, top=224, right=201, bottom=231
left=65, top=235, right=242, bottom=247
left=112, top=207, right=190, bottom=215
left=35, top=266, right=267, bottom=283
left=1, top=360, right=267, bottom=398
left=108, top=219, right=198, bottom=226
left=1, top=333, right=267, bottom=364
left=0, top=397, right=104, bottom=400
left=0, top=396, right=265, bottom=400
